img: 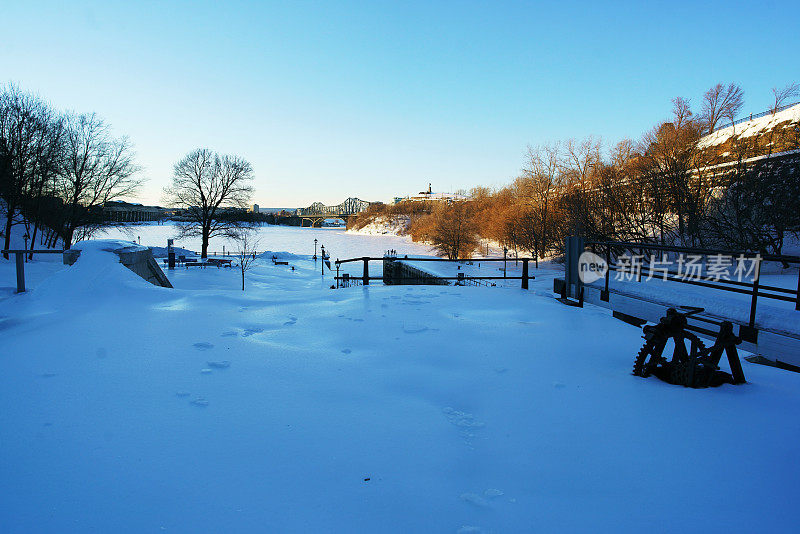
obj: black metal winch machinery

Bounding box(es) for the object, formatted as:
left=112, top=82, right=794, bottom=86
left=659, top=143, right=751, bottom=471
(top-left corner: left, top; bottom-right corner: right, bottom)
left=632, top=307, right=747, bottom=388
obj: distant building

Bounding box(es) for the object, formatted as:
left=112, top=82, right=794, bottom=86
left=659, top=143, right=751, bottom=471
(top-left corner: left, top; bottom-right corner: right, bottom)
left=103, top=201, right=166, bottom=222
left=249, top=203, right=260, bottom=213
left=393, top=184, right=470, bottom=204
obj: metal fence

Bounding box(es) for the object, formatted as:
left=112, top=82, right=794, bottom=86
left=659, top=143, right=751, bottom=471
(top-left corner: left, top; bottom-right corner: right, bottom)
left=584, top=240, right=800, bottom=336
left=333, top=255, right=534, bottom=289
left=711, top=101, right=799, bottom=133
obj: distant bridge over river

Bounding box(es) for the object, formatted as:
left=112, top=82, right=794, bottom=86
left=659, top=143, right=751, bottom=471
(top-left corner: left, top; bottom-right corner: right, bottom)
left=292, top=197, right=374, bottom=227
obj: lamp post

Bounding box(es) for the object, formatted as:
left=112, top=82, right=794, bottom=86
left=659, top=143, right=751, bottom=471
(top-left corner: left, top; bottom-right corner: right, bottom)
left=320, top=245, right=325, bottom=275
left=313, top=239, right=318, bottom=260
left=503, top=247, right=508, bottom=278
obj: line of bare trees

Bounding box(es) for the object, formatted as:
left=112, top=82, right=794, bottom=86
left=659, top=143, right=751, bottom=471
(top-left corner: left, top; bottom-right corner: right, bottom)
left=354, top=82, right=800, bottom=259
left=0, top=84, right=142, bottom=258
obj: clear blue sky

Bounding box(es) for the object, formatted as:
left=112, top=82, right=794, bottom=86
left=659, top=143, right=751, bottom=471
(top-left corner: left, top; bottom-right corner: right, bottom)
left=2, top=0, right=798, bottom=207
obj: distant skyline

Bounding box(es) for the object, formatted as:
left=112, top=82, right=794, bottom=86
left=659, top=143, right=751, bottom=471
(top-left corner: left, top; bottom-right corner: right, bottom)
left=2, top=0, right=798, bottom=206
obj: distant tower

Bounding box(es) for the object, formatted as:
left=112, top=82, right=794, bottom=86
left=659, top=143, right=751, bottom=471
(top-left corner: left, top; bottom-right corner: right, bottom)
left=250, top=203, right=259, bottom=213
left=428, top=183, right=432, bottom=194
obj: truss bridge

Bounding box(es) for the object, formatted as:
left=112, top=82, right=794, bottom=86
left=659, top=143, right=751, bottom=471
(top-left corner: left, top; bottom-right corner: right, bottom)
left=295, top=197, right=373, bottom=227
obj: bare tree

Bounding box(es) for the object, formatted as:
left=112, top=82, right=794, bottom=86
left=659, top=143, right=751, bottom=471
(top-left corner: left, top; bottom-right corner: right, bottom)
left=58, top=113, right=142, bottom=248
left=636, top=99, right=703, bottom=244
left=771, top=83, right=799, bottom=114
left=163, top=148, right=255, bottom=258
left=560, top=137, right=601, bottom=239
left=427, top=201, right=478, bottom=259
left=518, top=142, right=563, bottom=260
left=233, top=232, right=260, bottom=290
left=700, top=83, right=744, bottom=133
left=0, top=85, right=58, bottom=257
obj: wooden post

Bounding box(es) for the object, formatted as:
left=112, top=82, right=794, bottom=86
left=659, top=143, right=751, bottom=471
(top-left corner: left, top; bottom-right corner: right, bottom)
left=521, top=259, right=529, bottom=289
left=362, top=257, right=369, bottom=285
left=15, top=252, right=25, bottom=293
left=795, top=267, right=800, bottom=311
left=603, top=246, right=611, bottom=301
left=749, top=256, right=761, bottom=328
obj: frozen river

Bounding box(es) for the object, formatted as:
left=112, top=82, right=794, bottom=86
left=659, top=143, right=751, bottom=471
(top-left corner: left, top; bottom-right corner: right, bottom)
left=97, top=222, right=436, bottom=261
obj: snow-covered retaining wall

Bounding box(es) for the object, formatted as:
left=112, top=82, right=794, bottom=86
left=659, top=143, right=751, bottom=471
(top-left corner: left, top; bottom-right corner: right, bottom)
left=64, top=241, right=173, bottom=288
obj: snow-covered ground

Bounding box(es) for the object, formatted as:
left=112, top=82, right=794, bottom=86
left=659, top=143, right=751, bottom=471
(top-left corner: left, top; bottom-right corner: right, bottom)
left=1, top=237, right=800, bottom=533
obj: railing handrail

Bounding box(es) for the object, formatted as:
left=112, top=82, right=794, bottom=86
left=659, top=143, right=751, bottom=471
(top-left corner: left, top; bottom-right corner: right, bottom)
left=578, top=238, right=800, bottom=331
left=334, top=255, right=534, bottom=289
left=585, top=240, right=800, bottom=264
left=335, top=256, right=534, bottom=265
left=710, top=101, right=800, bottom=133
left=334, top=275, right=530, bottom=281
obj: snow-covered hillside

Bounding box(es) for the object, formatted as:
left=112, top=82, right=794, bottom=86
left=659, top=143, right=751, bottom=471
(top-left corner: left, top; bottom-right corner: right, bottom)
left=1, top=240, right=799, bottom=532
left=699, top=102, right=800, bottom=148
left=348, top=215, right=411, bottom=236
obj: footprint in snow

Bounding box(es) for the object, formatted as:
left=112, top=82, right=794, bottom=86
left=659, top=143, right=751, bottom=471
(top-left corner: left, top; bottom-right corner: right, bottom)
left=443, top=407, right=484, bottom=446
left=443, top=407, right=484, bottom=429
left=207, top=361, right=231, bottom=369
left=176, top=392, right=190, bottom=398
left=221, top=331, right=238, bottom=337
left=403, top=324, right=428, bottom=334
left=459, top=493, right=489, bottom=507
left=341, top=349, right=352, bottom=354
left=241, top=327, right=263, bottom=337
left=190, top=398, right=209, bottom=407
left=458, top=489, right=504, bottom=512
left=193, top=342, right=214, bottom=350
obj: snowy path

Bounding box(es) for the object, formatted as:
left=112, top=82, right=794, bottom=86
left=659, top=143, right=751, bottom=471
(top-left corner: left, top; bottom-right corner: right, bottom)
left=1, top=245, right=799, bottom=532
